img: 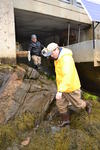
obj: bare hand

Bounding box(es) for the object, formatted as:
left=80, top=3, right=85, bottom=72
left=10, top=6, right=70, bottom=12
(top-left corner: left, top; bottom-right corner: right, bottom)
left=56, top=92, right=62, bottom=100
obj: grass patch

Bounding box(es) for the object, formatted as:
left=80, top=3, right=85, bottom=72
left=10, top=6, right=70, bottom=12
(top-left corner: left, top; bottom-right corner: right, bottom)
left=0, top=112, right=35, bottom=149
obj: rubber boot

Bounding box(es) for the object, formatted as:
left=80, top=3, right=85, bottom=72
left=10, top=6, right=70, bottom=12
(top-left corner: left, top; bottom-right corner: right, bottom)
left=59, top=112, right=70, bottom=127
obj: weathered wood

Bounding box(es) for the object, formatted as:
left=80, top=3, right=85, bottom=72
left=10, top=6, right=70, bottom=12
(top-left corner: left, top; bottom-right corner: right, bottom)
left=16, top=51, right=28, bottom=57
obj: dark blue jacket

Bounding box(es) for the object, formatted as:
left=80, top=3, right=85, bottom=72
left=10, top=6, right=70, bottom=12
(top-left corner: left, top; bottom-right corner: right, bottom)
left=28, top=41, right=44, bottom=56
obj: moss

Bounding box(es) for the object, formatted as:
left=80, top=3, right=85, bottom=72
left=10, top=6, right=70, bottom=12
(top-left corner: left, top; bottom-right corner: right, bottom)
left=21, top=127, right=55, bottom=150
left=82, top=91, right=99, bottom=101
left=0, top=124, right=16, bottom=149
left=54, top=127, right=99, bottom=150
left=54, top=128, right=70, bottom=150
left=0, top=112, right=35, bottom=149
left=14, top=112, right=35, bottom=132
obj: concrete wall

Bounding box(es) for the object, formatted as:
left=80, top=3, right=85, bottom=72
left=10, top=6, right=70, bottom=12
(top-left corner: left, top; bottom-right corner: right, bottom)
left=67, top=40, right=94, bottom=63
left=14, top=0, right=91, bottom=24
left=0, top=0, right=16, bottom=64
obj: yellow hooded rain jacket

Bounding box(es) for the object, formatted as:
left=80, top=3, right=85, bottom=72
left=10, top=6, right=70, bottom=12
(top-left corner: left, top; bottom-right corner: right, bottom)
left=54, top=48, right=81, bottom=93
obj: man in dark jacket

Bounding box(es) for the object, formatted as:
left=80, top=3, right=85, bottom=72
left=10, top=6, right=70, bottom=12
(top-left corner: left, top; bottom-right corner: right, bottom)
left=28, top=34, right=44, bottom=69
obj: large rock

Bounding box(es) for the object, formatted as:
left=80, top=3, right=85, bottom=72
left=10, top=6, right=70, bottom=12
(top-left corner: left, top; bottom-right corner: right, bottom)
left=0, top=65, right=56, bottom=124
left=15, top=76, right=56, bottom=117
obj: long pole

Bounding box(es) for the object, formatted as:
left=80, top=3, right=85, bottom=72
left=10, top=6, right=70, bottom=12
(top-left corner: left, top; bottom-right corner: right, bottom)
left=67, top=23, right=70, bottom=46
left=93, top=21, right=95, bottom=49
left=78, top=25, right=80, bottom=43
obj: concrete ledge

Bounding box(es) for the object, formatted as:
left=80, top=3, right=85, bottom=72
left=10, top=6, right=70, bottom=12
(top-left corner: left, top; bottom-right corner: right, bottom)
left=66, top=40, right=94, bottom=62
left=0, top=58, right=16, bottom=65
left=14, top=0, right=91, bottom=24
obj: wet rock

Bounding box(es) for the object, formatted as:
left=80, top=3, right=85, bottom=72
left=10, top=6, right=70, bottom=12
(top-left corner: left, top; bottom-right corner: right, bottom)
left=26, top=67, right=39, bottom=79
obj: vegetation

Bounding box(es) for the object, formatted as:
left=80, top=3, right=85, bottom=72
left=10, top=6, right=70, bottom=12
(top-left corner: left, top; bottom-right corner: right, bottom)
left=0, top=112, right=35, bottom=149
left=21, top=99, right=100, bottom=150
left=1, top=93, right=100, bottom=150
left=82, top=91, right=99, bottom=101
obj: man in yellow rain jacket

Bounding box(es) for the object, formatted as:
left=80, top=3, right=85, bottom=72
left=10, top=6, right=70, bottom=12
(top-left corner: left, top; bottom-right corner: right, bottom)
left=42, top=43, right=92, bottom=127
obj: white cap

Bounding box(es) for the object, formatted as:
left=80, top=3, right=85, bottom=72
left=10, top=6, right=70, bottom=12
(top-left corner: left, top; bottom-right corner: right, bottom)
left=42, top=43, right=58, bottom=57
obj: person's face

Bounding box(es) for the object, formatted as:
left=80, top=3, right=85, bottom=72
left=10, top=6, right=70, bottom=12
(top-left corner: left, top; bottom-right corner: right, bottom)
left=32, top=37, right=37, bottom=43
left=51, top=48, right=60, bottom=60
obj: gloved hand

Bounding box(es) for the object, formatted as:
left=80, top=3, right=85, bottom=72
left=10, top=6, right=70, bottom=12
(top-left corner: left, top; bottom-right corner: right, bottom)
left=56, top=92, right=62, bottom=100
left=41, top=47, right=48, bottom=57
left=28, top=51, right=31, bottom=62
